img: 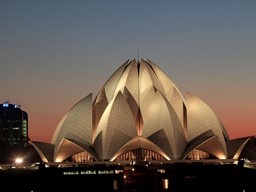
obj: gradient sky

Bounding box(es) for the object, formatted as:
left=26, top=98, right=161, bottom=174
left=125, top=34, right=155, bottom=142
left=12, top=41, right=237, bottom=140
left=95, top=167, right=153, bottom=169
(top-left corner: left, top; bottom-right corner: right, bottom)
left=1, top=0, right=256, bottom=143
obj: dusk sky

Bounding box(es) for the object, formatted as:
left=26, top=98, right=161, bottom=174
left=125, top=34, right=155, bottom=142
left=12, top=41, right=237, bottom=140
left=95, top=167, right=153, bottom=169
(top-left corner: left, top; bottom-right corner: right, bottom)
left=1, top=0, right=256, bottom=143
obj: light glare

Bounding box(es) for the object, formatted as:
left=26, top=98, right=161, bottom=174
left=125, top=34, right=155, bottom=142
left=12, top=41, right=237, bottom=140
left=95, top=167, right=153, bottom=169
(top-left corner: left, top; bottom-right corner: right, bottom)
left=15, top=157, right=23, bottom=164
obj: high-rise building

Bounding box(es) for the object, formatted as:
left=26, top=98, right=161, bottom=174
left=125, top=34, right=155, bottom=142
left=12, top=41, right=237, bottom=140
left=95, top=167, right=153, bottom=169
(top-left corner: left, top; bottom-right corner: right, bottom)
left=0, top=101, right=28, bottom=146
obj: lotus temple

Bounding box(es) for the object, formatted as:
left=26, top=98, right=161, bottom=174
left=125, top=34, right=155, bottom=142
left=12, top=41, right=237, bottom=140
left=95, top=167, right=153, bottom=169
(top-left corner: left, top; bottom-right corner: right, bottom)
left=29, top=58, right=256, bottom=163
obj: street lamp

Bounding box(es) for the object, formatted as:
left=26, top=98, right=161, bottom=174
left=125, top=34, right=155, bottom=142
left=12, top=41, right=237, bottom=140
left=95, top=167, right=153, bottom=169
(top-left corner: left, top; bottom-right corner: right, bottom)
left=15, top=157, right=23, bottom=165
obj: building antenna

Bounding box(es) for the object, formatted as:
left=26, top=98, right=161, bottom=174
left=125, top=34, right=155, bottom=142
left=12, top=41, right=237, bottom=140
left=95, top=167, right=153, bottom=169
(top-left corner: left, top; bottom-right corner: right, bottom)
left=137, top=49, right=140, bottom=61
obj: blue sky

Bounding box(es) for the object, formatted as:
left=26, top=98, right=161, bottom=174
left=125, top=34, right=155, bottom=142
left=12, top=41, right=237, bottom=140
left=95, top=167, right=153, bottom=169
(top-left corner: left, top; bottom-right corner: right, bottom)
left=1, top=0, right=256, bottom=142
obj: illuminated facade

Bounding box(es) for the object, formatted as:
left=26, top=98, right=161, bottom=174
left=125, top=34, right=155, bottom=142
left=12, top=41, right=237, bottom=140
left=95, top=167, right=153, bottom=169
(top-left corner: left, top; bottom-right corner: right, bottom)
left=0, top=101, right=28, bottom=146
left=31, top=59, right=256, bottom=162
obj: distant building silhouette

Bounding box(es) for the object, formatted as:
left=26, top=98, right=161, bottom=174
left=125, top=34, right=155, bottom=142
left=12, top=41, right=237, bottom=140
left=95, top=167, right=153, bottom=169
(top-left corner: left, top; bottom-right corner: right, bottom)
left=0, top=101, right=28, bottom=147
